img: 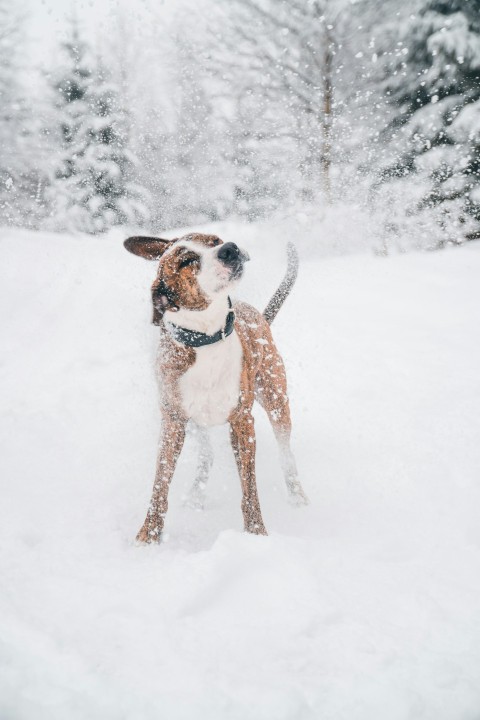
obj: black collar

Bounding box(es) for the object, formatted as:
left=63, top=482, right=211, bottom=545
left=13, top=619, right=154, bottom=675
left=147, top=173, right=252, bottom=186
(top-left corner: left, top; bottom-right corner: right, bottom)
left=165, top=298, right=235, bottom=348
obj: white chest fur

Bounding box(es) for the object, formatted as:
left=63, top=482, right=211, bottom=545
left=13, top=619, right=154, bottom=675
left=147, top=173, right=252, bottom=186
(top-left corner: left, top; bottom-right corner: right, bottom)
left=178, top=331, right=243, bottom=427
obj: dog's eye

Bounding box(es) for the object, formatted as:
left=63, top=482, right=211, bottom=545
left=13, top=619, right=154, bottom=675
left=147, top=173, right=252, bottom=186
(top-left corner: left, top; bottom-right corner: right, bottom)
left=179, top=256, right=199, bottom=269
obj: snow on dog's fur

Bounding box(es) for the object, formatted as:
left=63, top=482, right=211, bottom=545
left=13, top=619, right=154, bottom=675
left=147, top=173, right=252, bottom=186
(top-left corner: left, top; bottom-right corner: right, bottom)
left=124, top=232, right=308, bottom=543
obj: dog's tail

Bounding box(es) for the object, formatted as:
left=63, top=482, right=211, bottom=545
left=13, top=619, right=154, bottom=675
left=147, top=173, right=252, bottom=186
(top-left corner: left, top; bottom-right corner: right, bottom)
left=262, top=242, right=299, bottom=325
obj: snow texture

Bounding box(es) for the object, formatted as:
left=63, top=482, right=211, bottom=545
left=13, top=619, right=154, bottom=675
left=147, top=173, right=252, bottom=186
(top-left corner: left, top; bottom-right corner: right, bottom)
left=1, top=224, right=480, bottom=719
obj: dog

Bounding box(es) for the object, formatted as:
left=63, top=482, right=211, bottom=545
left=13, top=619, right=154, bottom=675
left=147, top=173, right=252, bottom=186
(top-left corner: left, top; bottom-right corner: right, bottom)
left=124, top=233, right=308, bottom=543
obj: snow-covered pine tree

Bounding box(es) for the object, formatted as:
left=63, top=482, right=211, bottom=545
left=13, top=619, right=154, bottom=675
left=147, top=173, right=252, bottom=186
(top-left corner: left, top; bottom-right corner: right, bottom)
left=47, top=25, right=149, bottom=233
left=377, top=0, right=480, bottom=246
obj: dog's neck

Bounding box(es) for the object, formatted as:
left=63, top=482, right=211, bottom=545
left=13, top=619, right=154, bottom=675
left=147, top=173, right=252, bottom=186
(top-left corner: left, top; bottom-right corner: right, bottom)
left=163, top=291, right=231, bottom=336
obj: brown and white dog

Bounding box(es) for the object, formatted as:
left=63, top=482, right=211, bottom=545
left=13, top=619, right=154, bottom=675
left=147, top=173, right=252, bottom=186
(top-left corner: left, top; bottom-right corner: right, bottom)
left=124, top=232, right=308, bottom=543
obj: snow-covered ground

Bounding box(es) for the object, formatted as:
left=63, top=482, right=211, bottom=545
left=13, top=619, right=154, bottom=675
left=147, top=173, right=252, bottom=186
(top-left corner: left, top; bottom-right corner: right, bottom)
left=1, top=225, right=480, bottom=720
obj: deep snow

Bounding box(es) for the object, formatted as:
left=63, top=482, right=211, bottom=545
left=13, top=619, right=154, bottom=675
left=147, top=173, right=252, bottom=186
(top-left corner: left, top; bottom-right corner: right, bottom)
left=1, top=225, right=480, bottom=720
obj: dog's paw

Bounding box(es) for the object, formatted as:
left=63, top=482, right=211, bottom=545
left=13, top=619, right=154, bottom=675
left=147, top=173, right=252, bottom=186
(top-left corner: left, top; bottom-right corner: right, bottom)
left=135, top=523, right=162, bottom=544
left=183, top=483, right=206, bottom=512
left=287, top=482, right=309, bottom=507
left=183, top=496, right=205, bottom=512
left=245, top=522, right=268, bottom=536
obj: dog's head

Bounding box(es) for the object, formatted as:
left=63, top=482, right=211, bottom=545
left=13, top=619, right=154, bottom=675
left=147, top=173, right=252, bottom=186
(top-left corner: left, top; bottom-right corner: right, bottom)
left=124, top=233, right=249, bottom=324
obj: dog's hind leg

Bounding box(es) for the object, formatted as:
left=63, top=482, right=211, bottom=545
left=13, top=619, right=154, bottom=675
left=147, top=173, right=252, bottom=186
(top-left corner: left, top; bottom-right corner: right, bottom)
left=184, top=423, right=213, bottom=511
left=255, top=354, right=309, bottom=507
left=267, top=409, right=309, bottom=506
left=275, top=427, right=309, bottom=507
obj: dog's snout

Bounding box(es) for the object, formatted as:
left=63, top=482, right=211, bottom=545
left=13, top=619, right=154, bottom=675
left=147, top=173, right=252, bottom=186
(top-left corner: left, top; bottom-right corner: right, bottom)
left=217, top=242, right=240, bottom=264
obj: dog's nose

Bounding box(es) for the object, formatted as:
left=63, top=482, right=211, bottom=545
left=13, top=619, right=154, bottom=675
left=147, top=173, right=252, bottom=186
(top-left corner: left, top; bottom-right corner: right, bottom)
left=217, top=242, right=240, bottom=264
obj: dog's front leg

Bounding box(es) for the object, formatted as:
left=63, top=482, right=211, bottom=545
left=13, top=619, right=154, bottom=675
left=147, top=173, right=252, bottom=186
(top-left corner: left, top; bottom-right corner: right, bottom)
left=136, top=412, right=187, bottom=544
left=229, top=412, right=267, bottom=536
left=184, top=423, right=213, bottom=511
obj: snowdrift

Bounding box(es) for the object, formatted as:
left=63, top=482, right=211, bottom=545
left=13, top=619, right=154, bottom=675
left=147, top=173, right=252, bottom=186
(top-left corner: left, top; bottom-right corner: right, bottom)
left=1, top=226, right=480, bottom=719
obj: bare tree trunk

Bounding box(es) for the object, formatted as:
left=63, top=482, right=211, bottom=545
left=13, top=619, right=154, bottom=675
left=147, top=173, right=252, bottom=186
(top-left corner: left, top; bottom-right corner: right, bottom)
left=320, top=27, right=333, bottom=204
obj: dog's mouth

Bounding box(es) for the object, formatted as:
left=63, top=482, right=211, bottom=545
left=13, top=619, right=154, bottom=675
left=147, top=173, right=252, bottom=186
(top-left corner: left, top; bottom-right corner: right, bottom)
left=229, top=261, right=245, bottom=281
left=213, top=258, right=245, bottom=290
left=216, top=242, right=249, bottom=284
left=225, top=258, right=244, bottom=282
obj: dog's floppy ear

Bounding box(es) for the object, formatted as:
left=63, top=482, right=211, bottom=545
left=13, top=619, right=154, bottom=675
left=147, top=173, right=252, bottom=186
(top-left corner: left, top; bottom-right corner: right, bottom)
left=151, top=279, right=179, bottom=325
left=124, top=236, right=173, bottom=260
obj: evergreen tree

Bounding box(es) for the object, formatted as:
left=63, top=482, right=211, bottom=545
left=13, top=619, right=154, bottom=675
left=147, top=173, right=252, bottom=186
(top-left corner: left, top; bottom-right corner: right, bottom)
left=47, top=26, right=149, bottom=233
left=378, top=0, right=480, bottom=245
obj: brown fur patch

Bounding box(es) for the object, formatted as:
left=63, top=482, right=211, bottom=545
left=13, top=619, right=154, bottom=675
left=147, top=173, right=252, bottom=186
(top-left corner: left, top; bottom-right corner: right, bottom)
left=179, top=233, right=223, bottom=248
left=149, top=234, right=225, bottom=320
left=152, top=245, right=209, bottom=315
left=229, top=301, right=289, bottom=429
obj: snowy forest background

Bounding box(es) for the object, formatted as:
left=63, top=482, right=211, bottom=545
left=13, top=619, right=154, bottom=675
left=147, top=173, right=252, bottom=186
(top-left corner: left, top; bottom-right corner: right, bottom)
left=1, top=0, right=480, bottom=251
left=0, top=0, right=480, bottom=251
